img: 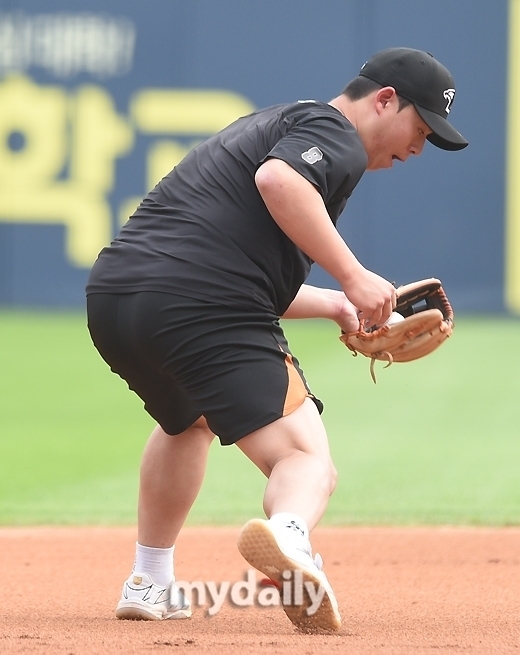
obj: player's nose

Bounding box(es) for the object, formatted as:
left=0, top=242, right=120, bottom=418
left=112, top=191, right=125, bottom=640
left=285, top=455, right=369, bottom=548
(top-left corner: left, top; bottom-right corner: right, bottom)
left=411, top=136, right=427, bottom=156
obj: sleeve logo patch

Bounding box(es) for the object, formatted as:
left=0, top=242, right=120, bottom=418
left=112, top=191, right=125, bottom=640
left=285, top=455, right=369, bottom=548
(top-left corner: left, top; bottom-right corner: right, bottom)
left=301, top=146, right=323, bottom=164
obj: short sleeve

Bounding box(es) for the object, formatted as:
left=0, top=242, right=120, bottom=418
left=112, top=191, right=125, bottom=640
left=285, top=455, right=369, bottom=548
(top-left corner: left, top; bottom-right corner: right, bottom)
left=261, top=104, right=367, bottom=204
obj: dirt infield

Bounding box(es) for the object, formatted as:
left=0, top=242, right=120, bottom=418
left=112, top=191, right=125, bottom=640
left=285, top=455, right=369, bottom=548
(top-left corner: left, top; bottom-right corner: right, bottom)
left=1, top=527, right=519, bottom=654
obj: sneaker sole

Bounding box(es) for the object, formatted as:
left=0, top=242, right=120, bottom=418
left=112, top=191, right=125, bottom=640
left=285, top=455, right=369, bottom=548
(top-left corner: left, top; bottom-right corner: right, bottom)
left=116, top=601, right=191, bottom=621
left=237, top=519, right=341, bottom=633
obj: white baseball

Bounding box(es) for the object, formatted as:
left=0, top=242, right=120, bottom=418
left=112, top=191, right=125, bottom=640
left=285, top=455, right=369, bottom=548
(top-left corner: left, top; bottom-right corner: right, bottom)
left=384, top=311, right=405, bottom=326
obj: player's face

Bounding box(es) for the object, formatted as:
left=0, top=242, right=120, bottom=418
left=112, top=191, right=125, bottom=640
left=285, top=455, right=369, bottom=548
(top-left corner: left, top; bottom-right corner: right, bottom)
left=364, top=102, right=432, bottom=171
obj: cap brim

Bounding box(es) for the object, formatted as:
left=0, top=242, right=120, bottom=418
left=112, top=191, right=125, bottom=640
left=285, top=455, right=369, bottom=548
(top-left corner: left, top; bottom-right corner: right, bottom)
left=415, top=105, right=468, bottom=151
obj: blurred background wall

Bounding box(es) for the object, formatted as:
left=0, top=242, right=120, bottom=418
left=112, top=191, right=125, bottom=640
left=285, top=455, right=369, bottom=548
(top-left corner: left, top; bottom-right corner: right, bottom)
left=0, top=0, right=516, bottom=313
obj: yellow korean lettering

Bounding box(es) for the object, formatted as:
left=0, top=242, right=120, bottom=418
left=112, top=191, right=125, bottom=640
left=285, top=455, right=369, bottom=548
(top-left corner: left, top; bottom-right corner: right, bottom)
left=0, top=75, right=133, bottom=267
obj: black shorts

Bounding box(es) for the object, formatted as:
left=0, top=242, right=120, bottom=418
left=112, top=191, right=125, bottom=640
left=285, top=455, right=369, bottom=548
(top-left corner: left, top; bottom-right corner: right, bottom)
left=86, top=292, right=322, bottom=445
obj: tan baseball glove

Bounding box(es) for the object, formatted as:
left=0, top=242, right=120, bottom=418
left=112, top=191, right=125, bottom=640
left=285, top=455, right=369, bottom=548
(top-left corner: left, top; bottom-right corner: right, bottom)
left=340, top=278, right=454, bottom=383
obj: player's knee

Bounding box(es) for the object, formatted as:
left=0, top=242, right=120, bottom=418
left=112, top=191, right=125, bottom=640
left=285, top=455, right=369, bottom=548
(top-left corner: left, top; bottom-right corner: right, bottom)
left=310, top=455, right=336, bottom=497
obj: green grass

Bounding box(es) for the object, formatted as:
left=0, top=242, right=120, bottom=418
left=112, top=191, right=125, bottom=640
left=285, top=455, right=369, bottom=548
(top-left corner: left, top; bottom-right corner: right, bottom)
left=1, top=310, right=519, bottom=526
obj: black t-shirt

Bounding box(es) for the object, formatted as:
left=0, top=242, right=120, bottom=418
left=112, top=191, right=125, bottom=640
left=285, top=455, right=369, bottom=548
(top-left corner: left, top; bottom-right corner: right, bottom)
left=86, top=100, right=368, bottom=315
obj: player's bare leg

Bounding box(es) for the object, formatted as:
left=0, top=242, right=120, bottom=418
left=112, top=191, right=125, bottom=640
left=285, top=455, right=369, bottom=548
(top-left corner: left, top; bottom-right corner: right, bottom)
left=236, top=397, right=341, bottom=632
left=237, top=397, right=336, bottom=530
left=138, top=418, right=215, bottom=547
left=115, top=418, right=213, bottom=621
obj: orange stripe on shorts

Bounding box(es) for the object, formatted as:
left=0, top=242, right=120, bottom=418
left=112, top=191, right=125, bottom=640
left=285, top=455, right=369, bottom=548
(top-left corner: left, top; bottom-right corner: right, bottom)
left=282, top=351, right=308, bottom=416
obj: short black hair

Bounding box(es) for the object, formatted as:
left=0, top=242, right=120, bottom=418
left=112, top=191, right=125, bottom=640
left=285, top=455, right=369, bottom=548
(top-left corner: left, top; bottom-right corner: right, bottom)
left=342, top=75, right=412, bottom=112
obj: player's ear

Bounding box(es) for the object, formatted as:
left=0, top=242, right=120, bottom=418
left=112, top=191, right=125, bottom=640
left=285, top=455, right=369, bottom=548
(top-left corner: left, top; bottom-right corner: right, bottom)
left=374, top=86, right=397, bottom=114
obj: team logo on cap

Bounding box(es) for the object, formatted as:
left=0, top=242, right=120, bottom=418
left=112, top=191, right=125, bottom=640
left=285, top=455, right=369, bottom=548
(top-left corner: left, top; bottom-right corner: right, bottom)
left=443, top=89, right=455, bottom=114
left=301, top=146, right=323, bottom=164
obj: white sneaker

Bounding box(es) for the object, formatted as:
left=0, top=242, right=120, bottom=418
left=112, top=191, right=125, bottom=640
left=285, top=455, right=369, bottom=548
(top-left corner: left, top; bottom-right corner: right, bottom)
left=116, top=572, right=192, bottom=620
left=237, top=518, right=341, bottom=633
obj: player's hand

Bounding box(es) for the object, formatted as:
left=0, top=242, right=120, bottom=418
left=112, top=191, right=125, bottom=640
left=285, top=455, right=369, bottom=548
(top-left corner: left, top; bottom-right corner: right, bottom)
left=333, top=294, right=361, bottom=333
left=343, top=267, right=396, bottom=329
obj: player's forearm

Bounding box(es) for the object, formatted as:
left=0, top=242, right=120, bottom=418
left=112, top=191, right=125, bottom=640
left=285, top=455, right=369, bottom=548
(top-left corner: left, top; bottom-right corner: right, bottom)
left=282, top=284, right=360, bottom=332
left=282, top=285, right=343, bottom=320
left=255, top=159, right=363, bottom=290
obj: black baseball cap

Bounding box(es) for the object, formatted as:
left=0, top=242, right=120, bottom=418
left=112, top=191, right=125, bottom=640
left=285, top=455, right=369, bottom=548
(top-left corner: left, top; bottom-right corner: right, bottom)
left=359, top=47, right=468, bottom=151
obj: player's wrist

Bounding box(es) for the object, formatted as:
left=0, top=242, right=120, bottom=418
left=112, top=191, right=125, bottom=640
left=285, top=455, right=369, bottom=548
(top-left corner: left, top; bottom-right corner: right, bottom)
left=336, top=257, right=366, bottom=293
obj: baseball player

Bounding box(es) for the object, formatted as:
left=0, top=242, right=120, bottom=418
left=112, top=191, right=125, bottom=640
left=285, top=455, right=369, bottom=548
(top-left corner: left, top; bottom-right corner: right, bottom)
left=86, top=47, right=467, bottom=632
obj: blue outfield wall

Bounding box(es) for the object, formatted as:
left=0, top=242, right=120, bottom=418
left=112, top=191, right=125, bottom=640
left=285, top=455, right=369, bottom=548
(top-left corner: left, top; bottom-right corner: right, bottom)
left=0, top=0, right=512, bottom=312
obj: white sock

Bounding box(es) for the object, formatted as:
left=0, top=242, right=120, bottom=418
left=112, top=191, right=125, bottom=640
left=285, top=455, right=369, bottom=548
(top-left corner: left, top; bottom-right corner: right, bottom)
left=269, top=512, right=309, bottom=541
left=133, top=543, right=175, bottom=586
